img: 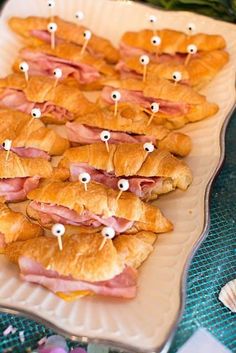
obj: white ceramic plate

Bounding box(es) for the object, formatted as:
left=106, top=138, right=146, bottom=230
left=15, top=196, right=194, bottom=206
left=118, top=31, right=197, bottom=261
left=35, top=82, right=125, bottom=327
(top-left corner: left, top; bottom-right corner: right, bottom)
left=0, top=1, right=235, bottom=352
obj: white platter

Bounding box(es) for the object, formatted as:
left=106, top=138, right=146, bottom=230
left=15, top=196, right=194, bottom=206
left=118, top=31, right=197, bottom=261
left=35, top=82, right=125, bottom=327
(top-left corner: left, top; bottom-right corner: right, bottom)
left=0, top=1, right=235, bottom=352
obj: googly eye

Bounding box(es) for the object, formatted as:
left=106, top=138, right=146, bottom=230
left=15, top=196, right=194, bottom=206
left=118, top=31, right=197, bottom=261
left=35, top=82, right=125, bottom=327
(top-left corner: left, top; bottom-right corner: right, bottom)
left=149, top=15, right=157, bottom=23
left=79, top=172, right=91, bottom=184
left=172, top=71, right=182, bottom=82
left=187, top=44, right=197, bottom=54
left=101, top=226, right=115, bottom=239
left=143, top=142, right=155, bottom=153
left=139, top=55, right=150, bottom=66
left=151, top=35, right=161, bottom=46
left=47, top=0, right=55, bottom=8
left=150, top=102, right=160, bottom=113
left=19, top=62, right=29, bottom=72
left=83, top=30, right=92, bottom=40
left=47, top=22, right=58, bottom=33
left=52, top=223, right=65, bottom=237
left=75, top=11, right=84, bottom=21
left=117, top=179, right=129, bottom=192
left=111, top=90, right=121, bottom=102
left=31, top=108, right=41, bottom=119
left=2, top=139, right=12, bottom=151
left=53, top=68, right=62, bottom=78
left=100, top=131, right=111, bottom=142
left=187, top=22, right=196, bottom=33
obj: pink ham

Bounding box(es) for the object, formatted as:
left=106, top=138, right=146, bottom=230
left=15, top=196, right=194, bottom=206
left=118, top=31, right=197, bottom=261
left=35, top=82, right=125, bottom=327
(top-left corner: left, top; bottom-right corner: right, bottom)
left=116, top=60, right=141, bottom=80
left=0, top=146, right=50, bottom=160
left=20, top=49, right=101, bottom=84
left=30, top=201, right=134, bottom=233
left=102, top=86, right=189, bottom=115
left=0, top=89, right=73, bottom=123
left=70, top=163, right=163, bottom=198
left=0, top=176, right=40, bottom=202
left=66, top=123, right=156, bottom=145
left=20, top=257, right=137, bottom=298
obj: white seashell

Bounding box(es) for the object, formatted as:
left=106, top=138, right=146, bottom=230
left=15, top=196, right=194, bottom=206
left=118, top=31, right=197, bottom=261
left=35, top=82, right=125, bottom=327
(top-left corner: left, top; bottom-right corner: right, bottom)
left=219, top=278, right=236, bottom=313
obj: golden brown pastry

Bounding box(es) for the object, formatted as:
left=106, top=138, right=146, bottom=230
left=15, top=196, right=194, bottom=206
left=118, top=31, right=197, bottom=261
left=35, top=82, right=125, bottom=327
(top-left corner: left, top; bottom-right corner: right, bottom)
left=59, top=143, right=192, bottom=200
left=100, top=79, right=218, bottom=129
left=0, top=150, right=52, bottom=202
left=8, top=16, right=119, bottom=64
left=27, top=180, right=173, bottom=234
left=5, top=230, right=156, bottom=299
left=0, top=74, right=96, bottom=124
left=12, top=44, right=118, bottom=91
left=0, top=109, right=69, bottom=156
left=66, top=103, right=192, bottom=157
left=120, top=29, right=226, bottom=56
left=0, top=203, right=43, bottom=253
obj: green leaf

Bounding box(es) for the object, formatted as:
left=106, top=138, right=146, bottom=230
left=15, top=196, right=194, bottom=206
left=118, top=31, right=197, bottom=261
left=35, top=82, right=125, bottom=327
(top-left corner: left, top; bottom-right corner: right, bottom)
left=87, top=344, right=109, bottom=353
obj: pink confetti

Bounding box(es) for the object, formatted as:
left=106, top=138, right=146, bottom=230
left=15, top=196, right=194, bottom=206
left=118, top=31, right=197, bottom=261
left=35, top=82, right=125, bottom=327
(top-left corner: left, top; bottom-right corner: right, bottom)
left=38, top=337, right=47, bottom=346
left=3, top=325, right=13, bottom=336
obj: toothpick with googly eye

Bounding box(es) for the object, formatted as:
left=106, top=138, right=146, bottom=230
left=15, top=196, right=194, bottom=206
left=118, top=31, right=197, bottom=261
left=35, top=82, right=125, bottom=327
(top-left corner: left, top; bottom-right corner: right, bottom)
left=47, top=22, right=58, bottom=50
left=143, top=142, right=155, bottom=160
left=186, top=22, right=196, bottom=37
left=111, top=91, right=121, bottom=117
left=80, top=30, right=92, bottom=56
left=51, top=223, right=65, bottom=251
left=172, top=71, right=182, bottom=86
left=100, top=130, right=111, bottom=153
left=184, top=44, right=197, bottom=66
left=2, top=139, right=12, bottom=162
left=19, top=62, right=29, bottom=83
left=99, top=226, right=116, bottom=251
left=149, top=14, right=157, bottom=36
left=139, top=55, right=150, bottom=82
left=116, top=179, right=129, bottom=201
left=47, top=0, right=56, bottom=21
left=53, top=68, right=62, bottom=88
left=75, top=11, right=84, bottom=22
left=79, top=172, right=91, bottom=191
left=29, top=108, right=41, bottom=127
left=147, top=102, right=159, bottom=126
left=151, top=35, right=161, bottom=58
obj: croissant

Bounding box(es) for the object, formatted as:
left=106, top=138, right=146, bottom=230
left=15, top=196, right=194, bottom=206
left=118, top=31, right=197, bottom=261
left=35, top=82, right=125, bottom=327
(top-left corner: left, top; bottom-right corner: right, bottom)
left=8, top=16, right=119, bottom=64
left=66, top=103, right=192, bottom=157
left=0, top=203, right=43, bottom=253
left=12, top=44, right=118, bottom=91
left=27, top=180, right=173, bottom=234
left=0, top=108, right=69, bottom=156
left=117, top=50, right=229, bottom=89
left=59, top=143, right=192, bottom=200
left=5, top=230, right=156, bottom=299
left=0, top=74, right=96, bottom=124
left=100, top=78, right=218, bottom=129
left=120, top=29, right=226, bottom=56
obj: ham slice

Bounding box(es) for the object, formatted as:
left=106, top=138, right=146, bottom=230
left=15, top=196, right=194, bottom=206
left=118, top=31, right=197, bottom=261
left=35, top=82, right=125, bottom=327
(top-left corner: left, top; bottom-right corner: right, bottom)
left=102, top=86, right=189, bottom=115
left=70, top=163, right=164, bottom=198
left=66, top=123, right=156, bottom=145
left=0, top=146, right=50, bottom=160
left=0, top=89, right=73, bottom=123
left=0, top=176, right=40, bottom=202
left=30, top=201, right=134, bottom=233
left=20, top=257, right=137, bottom=298
left=20, top=49, right=101, bottom=84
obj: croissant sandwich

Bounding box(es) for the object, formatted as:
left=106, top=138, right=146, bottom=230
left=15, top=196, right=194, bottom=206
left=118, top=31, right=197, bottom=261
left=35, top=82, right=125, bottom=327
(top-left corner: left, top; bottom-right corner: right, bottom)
left=8, top=16, right=119, bottom=64
left=116, top=50, right=229, bottom=89
left=12, top=44, right=118, bottom=91
left=59, top=143, right=193, bottom=200
left=0, top=203, right=43, bottom=253
left=0, top=109, right=69, bottom=158
left=0, top=74, right=96, bottom=124
left=120, top=29, right=226, bottom=58
left=100, top=79, right=218, bottom=129
left=0, top=150, right=52, bottom=202
left=66, top=103, right=192, bottom=157
left=5, top=230, right=157, bottom=299
left=26, top=180, right=173, bottom=234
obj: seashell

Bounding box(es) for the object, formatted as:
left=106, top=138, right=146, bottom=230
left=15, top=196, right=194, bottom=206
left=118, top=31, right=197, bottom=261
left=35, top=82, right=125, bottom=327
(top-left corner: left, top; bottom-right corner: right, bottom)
left=219, top=278, right=236, bottom=313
